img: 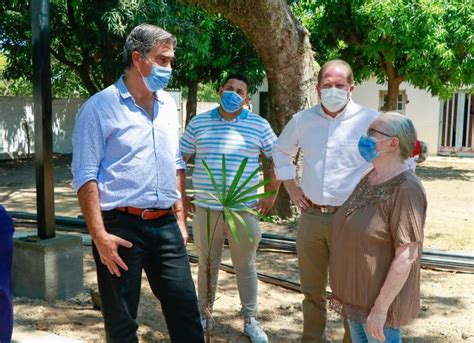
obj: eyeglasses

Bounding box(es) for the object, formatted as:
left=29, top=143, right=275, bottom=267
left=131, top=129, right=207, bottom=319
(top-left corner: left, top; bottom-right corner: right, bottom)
left=367, top=128, right=393, bottom=138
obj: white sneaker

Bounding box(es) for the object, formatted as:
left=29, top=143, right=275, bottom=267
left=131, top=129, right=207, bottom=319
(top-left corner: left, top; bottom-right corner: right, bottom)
left=243, top=317, right=268, bottom=343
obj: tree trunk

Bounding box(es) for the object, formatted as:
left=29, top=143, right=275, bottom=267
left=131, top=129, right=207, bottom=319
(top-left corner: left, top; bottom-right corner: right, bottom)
left=77, top=64, right=100, bottom=95
left=379, top=54, right=403, bottom=112
left=186, top=80, right=199, bottom=127
left=383, top=78, right=403, bottom=112
left=182, top=0, right=317, bottom=218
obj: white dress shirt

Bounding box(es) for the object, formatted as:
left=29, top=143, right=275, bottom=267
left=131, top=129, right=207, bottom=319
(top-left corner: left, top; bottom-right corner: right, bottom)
left=273, top=100, right=379, bottom=206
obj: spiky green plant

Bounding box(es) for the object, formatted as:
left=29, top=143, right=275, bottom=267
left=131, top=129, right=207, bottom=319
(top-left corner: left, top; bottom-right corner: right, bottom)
left=189, top=154, right=275, bottom=242
left=188, top=155, right=275, bottom=341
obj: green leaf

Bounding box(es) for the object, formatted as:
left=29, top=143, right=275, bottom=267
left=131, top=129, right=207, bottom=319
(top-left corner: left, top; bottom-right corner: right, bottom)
left=237, top=207, right=271, bottom=222
left=224, top=207, right=240, bottom=243
left=186, top=189, right=221, bottom=202
left=221, top=154, right=227, bottom=199
left=192, top=199, right=221, bottom=207
left=231, top=211, right=254, bottom=243
left=228, top=165, right=261, bottom=202
left=230, top=178, right=271, bottom=203
left=234, top=190, right=276, bottom=204
left=202, top=159, right=222, bottom=201
left=226, top=157, right=248, bottom=200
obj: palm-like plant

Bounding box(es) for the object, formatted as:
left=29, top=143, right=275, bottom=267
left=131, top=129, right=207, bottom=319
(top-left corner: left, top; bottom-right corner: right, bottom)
left=188, top=155, right=275, bottom=341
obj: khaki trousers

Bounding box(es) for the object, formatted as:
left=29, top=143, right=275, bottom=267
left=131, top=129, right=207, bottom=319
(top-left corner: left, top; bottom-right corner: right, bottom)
left=297, top=208, right=350, bottom=343
left=193, top=206, right=261, bottom=319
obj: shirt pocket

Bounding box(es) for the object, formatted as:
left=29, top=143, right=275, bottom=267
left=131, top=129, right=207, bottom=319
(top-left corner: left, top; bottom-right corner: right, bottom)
left=338, top=140, right=366, bottom=168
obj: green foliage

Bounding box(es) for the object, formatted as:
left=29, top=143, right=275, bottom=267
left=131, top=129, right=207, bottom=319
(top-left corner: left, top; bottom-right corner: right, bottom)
left=167, top=5, right=265, bottom=94
left=189, top=155, right=275, bottom=243
left=293, top=0, right=473, bottom=98
left=0, top=0, right=264, bottom=98
left=197, top=83, right=220, bottom=102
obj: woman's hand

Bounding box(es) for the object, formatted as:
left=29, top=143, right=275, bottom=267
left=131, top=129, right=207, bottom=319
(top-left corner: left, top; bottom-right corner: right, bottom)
left=366, top=306, right=388, bottom=342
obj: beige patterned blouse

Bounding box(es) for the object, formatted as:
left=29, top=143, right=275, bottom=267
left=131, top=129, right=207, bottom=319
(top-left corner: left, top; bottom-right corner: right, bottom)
left=329, top=170, right=427, bottom=328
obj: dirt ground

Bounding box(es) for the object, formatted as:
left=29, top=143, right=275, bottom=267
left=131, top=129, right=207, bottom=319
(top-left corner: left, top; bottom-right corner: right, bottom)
left=1, top=155, right=473, bottom=342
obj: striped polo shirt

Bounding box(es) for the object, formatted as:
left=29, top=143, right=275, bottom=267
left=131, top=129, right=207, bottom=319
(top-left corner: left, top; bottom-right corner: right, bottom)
left=180, top=107, right=277, bottom=210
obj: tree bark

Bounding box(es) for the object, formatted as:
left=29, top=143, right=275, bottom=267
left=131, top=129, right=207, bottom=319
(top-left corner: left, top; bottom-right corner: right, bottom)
left=186, top=80, right=199, bottom=127
left=182, top=0, right=317, bottom=218
left=383, top=78, right=403, bottom=112
left=379, top=53, right=404, bottom=112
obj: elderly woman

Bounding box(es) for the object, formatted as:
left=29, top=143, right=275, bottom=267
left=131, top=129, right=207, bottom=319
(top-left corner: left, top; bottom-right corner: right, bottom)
left=329, top=112, right=427, bottom=342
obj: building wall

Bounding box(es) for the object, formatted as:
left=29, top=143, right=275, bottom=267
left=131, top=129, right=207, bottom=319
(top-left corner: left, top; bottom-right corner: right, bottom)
left=352, top=79, right=440, bottom=154
left=250, top=78, right=268, bottom=116
left=0, top=97, right=84, bottom=159
left=0, top=91, right=183, bottom=160
left=251, top=78, right=440, bottom=154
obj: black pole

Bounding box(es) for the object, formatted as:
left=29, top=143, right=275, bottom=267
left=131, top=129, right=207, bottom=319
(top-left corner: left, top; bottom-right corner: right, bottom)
left=31, top=0, right=55, bottom=239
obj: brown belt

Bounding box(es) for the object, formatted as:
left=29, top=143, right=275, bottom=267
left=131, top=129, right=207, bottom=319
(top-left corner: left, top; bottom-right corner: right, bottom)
left=310, top=203, right=340, bottom=214
left=115, top=207, right=175, bottom=220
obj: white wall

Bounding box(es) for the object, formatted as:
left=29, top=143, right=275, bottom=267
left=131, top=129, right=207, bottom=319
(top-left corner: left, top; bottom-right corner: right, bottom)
left=0, top=97, right=84, bottom=159
left=352, top=79, right=440, bottom=154
left=1, top=84, right=440, bottom=159
left=0, top=91, right=184, bottom=160
left=252, top=77, right=440, bottom=153
left=250, top=78, right=268, bottom=115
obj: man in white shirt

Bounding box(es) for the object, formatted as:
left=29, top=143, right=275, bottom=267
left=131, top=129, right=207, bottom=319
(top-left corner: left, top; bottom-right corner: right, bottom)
left=272, top=60, right=378, bottom=342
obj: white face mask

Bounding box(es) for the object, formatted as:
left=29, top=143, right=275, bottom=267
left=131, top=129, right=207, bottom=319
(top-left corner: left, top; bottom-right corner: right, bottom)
left=320, top=87, right=350, bottom=113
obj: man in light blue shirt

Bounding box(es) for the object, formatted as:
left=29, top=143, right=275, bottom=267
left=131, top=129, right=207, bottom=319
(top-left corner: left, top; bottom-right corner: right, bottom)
left=72, top=24, right=203, bottom=343
left=180, top=74, right=280, bottom=343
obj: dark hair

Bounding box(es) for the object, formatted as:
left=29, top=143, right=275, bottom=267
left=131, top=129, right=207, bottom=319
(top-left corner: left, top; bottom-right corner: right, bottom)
left=223, top=73, right=250, bottom=91
left=122, top=24, right=176, bottom=69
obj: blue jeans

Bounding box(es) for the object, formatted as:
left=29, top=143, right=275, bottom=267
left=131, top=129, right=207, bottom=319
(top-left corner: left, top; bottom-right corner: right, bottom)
left=0, top=205, right=14, bottom=343
left=348, top=319, right=402, bottom=343
left=93, top=210, right=204, bottom=342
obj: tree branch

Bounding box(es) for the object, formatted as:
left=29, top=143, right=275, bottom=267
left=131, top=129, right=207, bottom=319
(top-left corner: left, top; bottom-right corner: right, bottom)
left=66, top=0, right=77, bottom=30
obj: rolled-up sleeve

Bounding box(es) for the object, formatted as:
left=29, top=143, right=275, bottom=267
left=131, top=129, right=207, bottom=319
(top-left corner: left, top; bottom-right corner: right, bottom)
left=175, top=145, right=186, bottom=170
left=272, top=116, right=299, bottom=180
left=260, top=120, right=277, bottom=159
left=71, top=101, right=104, bottom=192
left=179, top=120, right=196, bottom=156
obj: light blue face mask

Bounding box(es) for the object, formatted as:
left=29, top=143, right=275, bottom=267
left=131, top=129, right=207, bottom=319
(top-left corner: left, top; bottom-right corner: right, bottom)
left=221, top=91, right=244, bottom=113
left=142, top=64, right=172, bottom=92
left=358, top=135, right=379, bottom=162
left=358, top=135, right=391, bottom=162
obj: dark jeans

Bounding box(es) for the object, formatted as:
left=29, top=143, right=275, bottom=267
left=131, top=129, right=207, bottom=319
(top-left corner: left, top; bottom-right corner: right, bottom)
left=348, top=320, right=402, bottom=343
left=93, top=210, right=204, bottom=343
left=0, top=205, right=14, bottom=343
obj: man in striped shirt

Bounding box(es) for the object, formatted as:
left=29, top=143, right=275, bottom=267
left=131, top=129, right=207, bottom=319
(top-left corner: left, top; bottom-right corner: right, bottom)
left=180, top=74, right=280, bottom=343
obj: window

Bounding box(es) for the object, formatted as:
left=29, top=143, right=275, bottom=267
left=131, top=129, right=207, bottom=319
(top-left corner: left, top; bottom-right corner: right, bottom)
left=379, top=90, right=407, bottom=113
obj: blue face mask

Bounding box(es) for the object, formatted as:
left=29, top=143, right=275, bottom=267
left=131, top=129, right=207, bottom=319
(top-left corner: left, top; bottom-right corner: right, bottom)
left=221, top=91, right=244, bottom=113
left=358, top=135, right=392, bottom=162
left=358, top=135, right=380, bottom=162
left=142, top=64, right=172, bottom=92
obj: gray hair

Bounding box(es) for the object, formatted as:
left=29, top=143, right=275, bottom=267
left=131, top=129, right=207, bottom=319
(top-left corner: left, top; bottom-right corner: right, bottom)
left=122, top=24, right=176, bottom=69
left=317, top=59, right=354, bottom=84
left=378, top=112, right=418, bottom=159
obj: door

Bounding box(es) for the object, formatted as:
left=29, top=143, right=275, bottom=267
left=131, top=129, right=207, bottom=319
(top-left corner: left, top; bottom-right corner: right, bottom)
left=439, top=92, right=474, bottom=156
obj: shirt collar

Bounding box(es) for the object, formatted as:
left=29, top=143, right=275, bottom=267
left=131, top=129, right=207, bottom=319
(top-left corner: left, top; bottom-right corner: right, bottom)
left=211, top=106, right=249, bottom=121
left=318, top=99, right=357, bottom=120
left=116, top=76, right=132, bottom=99
left=116, top=75, right=160, bottom=102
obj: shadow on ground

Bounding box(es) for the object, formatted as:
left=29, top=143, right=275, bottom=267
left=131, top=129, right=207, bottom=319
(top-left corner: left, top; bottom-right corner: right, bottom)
left=417, top=165, right=472, bottom=181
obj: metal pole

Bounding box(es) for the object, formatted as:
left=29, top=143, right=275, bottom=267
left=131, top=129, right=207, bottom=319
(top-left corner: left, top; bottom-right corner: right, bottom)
left=31, top=0, right=55, bottom=238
